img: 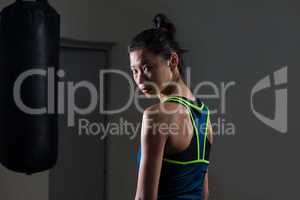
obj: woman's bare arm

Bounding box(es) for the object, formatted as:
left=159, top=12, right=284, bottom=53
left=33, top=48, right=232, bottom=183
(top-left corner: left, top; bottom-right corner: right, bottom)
left=203, top=171, right=209, bottom=200
left=135, top=106, right=169, bottom=200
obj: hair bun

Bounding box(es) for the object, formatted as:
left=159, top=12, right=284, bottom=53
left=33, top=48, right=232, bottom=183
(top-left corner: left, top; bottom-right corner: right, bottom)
left=153, top=13, right=176, bottom=39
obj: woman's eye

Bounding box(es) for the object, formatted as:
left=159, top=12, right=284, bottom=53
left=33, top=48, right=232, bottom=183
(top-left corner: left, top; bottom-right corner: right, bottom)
left=131, top=69, right=137, bottom=74
left=143, top=65, right=151, bottom=72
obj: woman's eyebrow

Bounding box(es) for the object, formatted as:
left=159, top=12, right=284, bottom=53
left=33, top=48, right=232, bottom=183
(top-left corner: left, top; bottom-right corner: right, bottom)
left=141, top=59, right=153, bottom=67
left=131, top=59, right=150, bottom=69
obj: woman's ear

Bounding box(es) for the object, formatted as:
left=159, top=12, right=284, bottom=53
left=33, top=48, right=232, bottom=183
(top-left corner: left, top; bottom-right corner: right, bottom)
left=169, top=52, right=179, bottom=72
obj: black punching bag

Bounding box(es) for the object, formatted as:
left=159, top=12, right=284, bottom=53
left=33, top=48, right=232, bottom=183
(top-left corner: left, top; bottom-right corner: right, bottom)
left=0, top=0, right=59, bottom=174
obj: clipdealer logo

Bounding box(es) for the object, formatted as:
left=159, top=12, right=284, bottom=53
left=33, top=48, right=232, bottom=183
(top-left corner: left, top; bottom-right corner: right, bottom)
left=11, top=65, right=288, bottom=137
left=250, top=66, right=288, bottom=134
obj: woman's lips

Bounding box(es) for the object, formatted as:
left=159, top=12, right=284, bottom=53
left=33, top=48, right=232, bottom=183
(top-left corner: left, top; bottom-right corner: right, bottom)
left=140, top=87, right=151, bottom=92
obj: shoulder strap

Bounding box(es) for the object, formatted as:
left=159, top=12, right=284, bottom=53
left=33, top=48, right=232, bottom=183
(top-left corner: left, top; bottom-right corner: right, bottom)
left=163, top=96, right=204, bottom=111
left=162, top=96, right=211, bottom=164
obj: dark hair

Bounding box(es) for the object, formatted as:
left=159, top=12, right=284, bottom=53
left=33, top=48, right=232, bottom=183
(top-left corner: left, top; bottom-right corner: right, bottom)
left=128, top=13, right=187, bottom=75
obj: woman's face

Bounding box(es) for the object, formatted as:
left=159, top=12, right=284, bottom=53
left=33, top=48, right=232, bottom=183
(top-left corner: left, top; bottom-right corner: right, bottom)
left=129, top=49, right=173, bottom=97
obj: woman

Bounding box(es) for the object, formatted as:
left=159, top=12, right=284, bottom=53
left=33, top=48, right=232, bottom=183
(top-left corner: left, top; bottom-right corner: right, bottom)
left=128, top=14, right=213, bottom=200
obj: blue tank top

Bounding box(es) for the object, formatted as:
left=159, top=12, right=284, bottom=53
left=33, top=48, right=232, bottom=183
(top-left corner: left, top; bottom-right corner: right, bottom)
left=137, top=96, right=211, bottom=200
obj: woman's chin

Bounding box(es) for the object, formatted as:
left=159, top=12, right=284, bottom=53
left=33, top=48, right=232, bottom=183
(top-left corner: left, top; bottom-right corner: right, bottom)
left=143, top=93, right=155, bottom=98
left=142, top=90, right=156, bottom=97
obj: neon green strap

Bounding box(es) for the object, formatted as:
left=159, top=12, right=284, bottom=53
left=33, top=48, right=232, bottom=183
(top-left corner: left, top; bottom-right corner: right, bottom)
left=163, top=96, right=205, bottom=111
left=162, top=96, right=210, bottom=165
left=202, top=108, right=210, bottom=160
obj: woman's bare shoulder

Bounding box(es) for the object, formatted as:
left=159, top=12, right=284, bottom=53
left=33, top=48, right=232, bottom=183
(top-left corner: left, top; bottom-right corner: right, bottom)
left=142, top=101, right=189, bottom=127
left=145, top=101, right=187, bottom=116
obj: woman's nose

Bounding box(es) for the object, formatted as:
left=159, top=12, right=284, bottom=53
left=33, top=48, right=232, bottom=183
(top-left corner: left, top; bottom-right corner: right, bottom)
left=136, top=71, right=145, bottom=84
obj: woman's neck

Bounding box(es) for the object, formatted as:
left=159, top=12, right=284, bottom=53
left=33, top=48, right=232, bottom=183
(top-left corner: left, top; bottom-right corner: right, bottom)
left=158, top=78, right=195, bottom=102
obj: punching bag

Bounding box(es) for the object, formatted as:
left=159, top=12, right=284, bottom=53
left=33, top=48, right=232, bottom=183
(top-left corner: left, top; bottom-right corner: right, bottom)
left=0, top=0, right=60, bottom=174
